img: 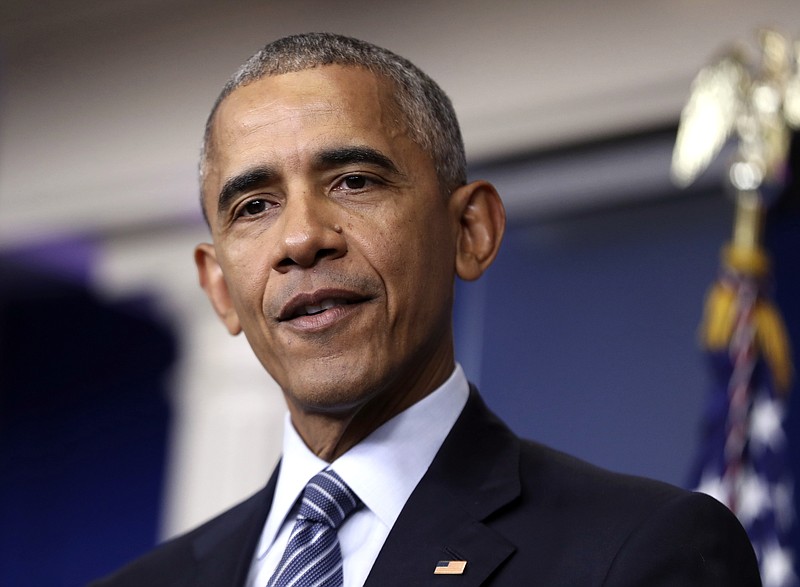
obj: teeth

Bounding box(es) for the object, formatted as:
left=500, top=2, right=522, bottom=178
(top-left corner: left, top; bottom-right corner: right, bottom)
left=302, top=299, right=342, bottom=316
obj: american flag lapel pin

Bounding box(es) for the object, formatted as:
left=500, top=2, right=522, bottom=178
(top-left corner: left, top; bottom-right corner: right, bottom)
left=434, top=560, right=467, bottom=575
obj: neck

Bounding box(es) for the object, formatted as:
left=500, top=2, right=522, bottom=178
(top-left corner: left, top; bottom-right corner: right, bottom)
left=287, top=355, right=455, bottom=462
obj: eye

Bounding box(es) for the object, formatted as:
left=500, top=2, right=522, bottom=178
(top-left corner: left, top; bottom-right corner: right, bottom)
left=237, top=198, right=271, bottom=218
left=338, top=175, right=370, bottom=190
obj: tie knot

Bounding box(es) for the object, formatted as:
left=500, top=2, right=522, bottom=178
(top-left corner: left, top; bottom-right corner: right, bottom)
left=298, top=470, right=360, bottom=529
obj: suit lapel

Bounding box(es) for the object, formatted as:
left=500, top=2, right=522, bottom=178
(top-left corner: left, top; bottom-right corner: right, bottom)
left=190, top=465, right=280, bottom=587
left=365, top=389, right=520, bottom=586
left=181, top=390, right=519, bottom=587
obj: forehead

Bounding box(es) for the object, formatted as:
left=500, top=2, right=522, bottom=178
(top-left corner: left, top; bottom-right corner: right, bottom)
left=207, top=65, right=407, bottom=172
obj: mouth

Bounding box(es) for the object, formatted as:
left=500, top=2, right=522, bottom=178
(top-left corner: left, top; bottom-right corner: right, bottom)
left=277, top=290, right=371, bottom=323
left=284, top=298, right=353, bottom=319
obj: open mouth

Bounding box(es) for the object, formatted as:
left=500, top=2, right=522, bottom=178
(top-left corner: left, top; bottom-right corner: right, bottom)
left=293, top=298, right=351, bottom=318
left=278, top=291, right=370, bottom=323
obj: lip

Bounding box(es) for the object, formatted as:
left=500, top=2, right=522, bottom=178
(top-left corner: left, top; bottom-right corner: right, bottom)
left=277, top=288, right=372, bottom=329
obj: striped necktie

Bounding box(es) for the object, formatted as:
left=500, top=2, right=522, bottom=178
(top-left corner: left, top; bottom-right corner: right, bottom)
left=268, top=470, right=361, bottom=587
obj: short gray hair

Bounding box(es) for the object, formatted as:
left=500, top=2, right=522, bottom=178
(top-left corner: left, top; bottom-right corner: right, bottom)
left=200, top=33, right=466, bottom=200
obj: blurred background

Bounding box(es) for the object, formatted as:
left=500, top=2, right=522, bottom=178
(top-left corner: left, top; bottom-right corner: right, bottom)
left=1, top=1, right=799, bottom=585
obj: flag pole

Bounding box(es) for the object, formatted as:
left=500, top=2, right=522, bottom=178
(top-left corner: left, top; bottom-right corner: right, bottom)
left=674, top=28, right=798, bottom=587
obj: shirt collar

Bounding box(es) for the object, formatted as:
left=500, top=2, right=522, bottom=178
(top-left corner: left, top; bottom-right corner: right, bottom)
left=256, top=363, right=469, bottom=557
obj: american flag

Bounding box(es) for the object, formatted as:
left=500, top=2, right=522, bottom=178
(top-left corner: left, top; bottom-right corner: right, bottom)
left=690, top=267, right=797, bottom=587
left=434, top=560, right=467, bottom=575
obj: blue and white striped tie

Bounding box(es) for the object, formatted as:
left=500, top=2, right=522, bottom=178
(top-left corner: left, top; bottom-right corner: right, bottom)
left=268, top=470, right=361, bottom=587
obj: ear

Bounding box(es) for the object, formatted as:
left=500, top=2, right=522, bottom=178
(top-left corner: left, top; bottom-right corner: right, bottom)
left=451, top=180, right=506, bottom=281
left=194, top=243, right=242, bottom=335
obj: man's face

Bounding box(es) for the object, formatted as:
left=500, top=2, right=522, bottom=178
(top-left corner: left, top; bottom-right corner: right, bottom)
left=198, top=65, right=462, bottom=416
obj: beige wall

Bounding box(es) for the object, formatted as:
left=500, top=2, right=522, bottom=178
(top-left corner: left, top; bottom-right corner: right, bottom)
left=2, top=0, right=799, bottom=241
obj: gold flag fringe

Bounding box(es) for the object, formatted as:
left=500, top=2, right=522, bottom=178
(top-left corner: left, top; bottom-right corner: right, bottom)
left=700, top=243, right=794, bottom=394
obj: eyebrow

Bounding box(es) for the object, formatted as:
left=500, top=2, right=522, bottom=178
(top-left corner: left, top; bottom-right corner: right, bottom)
left=217, top=166, right=276, bottom=216
left=313, top=146, right=400, bottom=175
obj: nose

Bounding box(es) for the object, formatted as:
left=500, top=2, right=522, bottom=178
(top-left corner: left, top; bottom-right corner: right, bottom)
left=272, top=192, right=347, bottom=271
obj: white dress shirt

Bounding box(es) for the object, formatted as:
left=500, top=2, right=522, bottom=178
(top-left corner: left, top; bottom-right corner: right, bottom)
left=246, top=364, right=470, bottom=587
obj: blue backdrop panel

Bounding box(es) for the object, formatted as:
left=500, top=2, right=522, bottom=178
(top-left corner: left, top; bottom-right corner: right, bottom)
left=0, top=258, right=175, bottom=587
left=454, top=192, right=734, bottom=486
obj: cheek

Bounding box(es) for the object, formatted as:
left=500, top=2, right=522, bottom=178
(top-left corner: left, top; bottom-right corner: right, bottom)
left=360, top=208, right=419, bottom=276
left=364, top=204, right=455, bottom=302
left=219, top=244, right=271, bottom=318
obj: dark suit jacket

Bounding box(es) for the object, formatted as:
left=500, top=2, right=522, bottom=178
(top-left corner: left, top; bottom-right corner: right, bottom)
left=91, top=389, right=762, bottom=586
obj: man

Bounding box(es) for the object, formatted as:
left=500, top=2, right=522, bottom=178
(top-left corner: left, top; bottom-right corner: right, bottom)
left=93, top=33, right=762, bottom=586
